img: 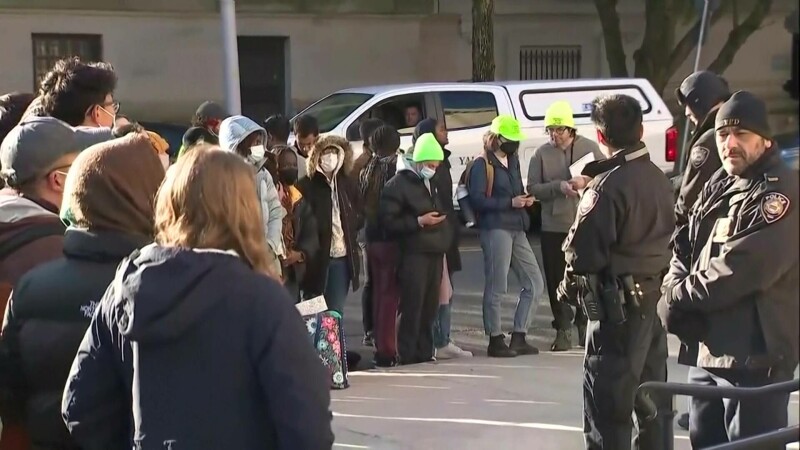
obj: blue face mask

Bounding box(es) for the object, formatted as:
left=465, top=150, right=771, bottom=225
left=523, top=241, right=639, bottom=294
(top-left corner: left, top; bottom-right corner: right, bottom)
left=420, top=166, right=436, bottom=180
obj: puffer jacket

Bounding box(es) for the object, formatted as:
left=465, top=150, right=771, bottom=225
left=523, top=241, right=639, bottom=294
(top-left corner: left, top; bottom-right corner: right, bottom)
left=379, top=159, right=454, bottom=255
left=467, top=151, right=530, bottom=232
left=219, top=115, right=286, bottom=269
left=0, top=229, right=148, bottom=449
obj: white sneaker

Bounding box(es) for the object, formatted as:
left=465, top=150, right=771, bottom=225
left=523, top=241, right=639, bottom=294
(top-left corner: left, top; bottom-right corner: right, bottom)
left=435, top=342, right=473, bottom=360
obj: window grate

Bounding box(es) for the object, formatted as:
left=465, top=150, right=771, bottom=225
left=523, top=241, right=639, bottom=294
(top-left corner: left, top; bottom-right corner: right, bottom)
left=31, top=34, right=102, bottom=90
left=519, top=45, right=582, bottom=80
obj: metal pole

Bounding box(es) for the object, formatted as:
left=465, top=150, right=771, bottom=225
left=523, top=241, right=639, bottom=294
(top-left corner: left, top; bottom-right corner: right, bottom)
left=679, top=0, right=711, bottom=166
left=220, top=0, right=242, bottom=115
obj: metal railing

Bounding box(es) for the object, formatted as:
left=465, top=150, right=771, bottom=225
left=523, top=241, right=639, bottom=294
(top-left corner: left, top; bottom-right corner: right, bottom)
left=637, top=378, right=800, bottom=450
left=519, top=45, right=581, bottom=81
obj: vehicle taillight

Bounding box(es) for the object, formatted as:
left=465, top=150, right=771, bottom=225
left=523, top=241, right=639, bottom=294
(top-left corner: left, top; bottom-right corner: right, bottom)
left=666, top=126, right=678, bottom=162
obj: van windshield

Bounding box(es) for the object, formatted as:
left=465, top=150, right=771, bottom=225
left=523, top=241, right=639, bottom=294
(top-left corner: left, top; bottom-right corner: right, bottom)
left=296, top=93, right=374, bottom=133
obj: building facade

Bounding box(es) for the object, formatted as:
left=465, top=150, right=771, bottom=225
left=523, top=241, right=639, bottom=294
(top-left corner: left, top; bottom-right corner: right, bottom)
left=0, top=0, right=796, bottom=132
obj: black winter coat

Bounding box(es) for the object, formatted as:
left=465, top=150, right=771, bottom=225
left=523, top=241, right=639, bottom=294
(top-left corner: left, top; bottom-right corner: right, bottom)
left=61, top=245, right=334, bottom=450
left=379, top=167, right=455, bottom=255
left=433, top=149, right=462, bottom=272
left=0, top=229, right=148, bottom=449
left=296, top=172, right=363, bottom=297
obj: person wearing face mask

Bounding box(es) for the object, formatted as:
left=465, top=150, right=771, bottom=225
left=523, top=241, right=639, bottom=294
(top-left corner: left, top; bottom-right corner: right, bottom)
left=274, top=146, right=318, bottom=302
left=467, top=115, right=544, bottom=358
left=378, top=134, right=454, bottom=365
left=412, top=119, right=470, bottom=360
left=527, top=102, right=603, bottom=352
left=219, top=115, right=285, bottom=276
left=296, top=136, right=362, bottom=315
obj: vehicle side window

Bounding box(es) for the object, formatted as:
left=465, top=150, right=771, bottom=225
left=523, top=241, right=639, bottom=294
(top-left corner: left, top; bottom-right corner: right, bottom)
left=347, top=94, right=427, bottom=141
left=439, top=91, right=499, bottom=131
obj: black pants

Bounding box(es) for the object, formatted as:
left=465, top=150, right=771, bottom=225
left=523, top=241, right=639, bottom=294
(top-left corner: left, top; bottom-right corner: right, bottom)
left=540, top=231, right=586, bottom=330
left=397, top=252, right=443, bottom=364
left=362, top=243, right=373, bottom=335
left=583, top=283, right=669, bottom=450
left=689, top=366, right=791, bottom=450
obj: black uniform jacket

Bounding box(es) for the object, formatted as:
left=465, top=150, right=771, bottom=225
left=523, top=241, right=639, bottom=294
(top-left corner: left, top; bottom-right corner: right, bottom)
left=662, top=149, right=799, bottom=372
left=562, top=144, right=675, bottom=278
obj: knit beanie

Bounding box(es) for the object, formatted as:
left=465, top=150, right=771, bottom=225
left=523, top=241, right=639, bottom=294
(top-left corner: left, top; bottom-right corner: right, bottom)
left=714, top=91, right=772, bottom=140
left=61, top=133, right=165, bottom=237
left=413, top=118, right=438, bottom=145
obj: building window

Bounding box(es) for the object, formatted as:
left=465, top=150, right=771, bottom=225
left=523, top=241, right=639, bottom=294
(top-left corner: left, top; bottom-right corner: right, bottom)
left=519, top=45, right=582, bottom=80
left=439, top=91, right=499, bottom=131
left=31, top=34, right=102, bottom=89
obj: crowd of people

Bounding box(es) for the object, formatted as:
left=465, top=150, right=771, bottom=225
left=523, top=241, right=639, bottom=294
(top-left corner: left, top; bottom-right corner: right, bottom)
left=0, top=54, right=796, bottom=450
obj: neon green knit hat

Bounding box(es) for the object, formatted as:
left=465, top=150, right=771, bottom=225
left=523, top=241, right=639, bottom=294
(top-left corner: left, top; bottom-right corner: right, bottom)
left=412, top=133, right=444, bottom=162
left=490, top=115, right=526, bottom=141
left=544, top=101, right=576, bottom=129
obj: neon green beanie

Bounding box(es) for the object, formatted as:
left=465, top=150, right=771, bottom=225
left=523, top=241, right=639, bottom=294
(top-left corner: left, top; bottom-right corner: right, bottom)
left=412, top=133, right=444, bottom=162
left=544, top=101, right=576, bottom=129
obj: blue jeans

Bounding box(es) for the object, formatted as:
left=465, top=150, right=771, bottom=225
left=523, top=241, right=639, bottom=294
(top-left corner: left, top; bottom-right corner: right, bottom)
left=479, top=228, right=544, bottom=336
left=433, top=279, right=453, bottom=349
left=324, top=257, right=351, bottom=315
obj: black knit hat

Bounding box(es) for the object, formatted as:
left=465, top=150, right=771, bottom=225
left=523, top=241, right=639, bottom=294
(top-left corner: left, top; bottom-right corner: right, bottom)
left=715, top=90, right=771, bottom=140
left=369, top=124, right=400, bottom=156
left=676, top=71, right=730, bottom=120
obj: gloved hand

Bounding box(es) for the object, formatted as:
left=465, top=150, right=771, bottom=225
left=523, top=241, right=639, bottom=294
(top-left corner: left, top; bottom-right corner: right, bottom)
left=657, top=287, right=708, bottom=342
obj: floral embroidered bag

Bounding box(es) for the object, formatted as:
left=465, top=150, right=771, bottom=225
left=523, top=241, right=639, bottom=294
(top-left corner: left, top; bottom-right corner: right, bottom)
left=303, top=311, right=349, bottom=390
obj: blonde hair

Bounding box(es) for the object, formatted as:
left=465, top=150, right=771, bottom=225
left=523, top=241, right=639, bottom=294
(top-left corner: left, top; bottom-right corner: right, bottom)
left=483, top=130, right=500, bottom=152
left=154, top=145, right=278, bottom=278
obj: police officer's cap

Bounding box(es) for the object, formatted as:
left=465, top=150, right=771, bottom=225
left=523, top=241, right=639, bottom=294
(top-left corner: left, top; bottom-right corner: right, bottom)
left=714, top=91, right=771, bottom=140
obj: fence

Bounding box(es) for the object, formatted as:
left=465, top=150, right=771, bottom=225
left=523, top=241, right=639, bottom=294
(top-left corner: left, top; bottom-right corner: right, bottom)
left=519, top=45, right=582, bottom=80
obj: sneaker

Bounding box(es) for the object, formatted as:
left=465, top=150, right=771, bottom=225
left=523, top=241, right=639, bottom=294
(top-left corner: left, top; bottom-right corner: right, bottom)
left=510, top=332, right=540, bottom=355
left=487, top=334, right=518, bottom=358
left=373, top=354, right=398, bottom=368
left=362, top=332, right=374, bottom=347
left=435, top=342, right=474, bottom=360
left=550, top=329, right=572, bottom=352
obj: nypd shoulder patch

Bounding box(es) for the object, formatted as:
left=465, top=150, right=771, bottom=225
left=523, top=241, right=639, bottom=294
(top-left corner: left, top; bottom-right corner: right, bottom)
left=690, top=146, right=710, bottom=168
left=578, top=190, right=600, bottom=217
left=761, top=192, right=790, bottom=224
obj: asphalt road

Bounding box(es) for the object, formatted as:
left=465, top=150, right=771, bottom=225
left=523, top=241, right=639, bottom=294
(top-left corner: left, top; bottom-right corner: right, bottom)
left=333, top=232, right=799, bottom=449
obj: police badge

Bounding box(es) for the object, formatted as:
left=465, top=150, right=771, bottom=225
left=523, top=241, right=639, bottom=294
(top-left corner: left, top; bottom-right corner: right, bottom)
left=761, top=192, right=790, bottom=224
left=690, top=146, right=710, bottom=168
left=578, top=190, right=600, bottom=217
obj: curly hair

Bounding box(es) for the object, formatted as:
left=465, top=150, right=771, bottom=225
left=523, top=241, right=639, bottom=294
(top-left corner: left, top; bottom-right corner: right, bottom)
left=0, top=92, right=36, bottom=143
left=37, top=57, right=117, bottom=126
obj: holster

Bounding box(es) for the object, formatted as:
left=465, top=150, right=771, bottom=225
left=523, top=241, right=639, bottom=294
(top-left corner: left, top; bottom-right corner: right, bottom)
left=579, top=274, right=628, bottom=324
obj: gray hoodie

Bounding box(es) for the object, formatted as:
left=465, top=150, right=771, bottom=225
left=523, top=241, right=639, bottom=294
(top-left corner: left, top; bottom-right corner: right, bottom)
left=527, top=135, right=603, bottom=233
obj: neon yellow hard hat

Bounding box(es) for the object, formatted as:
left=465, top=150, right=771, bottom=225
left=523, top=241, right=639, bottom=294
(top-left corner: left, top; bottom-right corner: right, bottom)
left=544, top=101, right=576, bottom=129
left=412, top=133, right=444, bottom=162
left=490, top=115, right=526, bottom=141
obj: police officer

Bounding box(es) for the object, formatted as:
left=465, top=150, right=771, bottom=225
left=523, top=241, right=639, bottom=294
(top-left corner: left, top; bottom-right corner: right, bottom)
left=659, top=91, right=799, bottom=449
left=559, top=94, right=675, bottom=450
left=672, top=70, right=731, bottom=430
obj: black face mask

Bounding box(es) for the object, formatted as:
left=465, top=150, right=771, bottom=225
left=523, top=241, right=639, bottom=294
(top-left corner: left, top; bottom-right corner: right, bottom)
left=500, top=141, right=520, bottom=155
left=278, top=168, right=299, bottom=186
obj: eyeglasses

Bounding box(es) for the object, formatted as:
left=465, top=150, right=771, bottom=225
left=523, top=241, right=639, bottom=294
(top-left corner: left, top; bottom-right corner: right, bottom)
left=545, top=127, right=568, bottom=136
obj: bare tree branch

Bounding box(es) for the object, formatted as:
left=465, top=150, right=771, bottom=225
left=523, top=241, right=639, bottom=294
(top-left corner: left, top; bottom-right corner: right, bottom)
left=707, top=0, right=773, bottom=74
left=665, top=5, right=728, bottom=79
left=593, top=0, right=629, bottom=77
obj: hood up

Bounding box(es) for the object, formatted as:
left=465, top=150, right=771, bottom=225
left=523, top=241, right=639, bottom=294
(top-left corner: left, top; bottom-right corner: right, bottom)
left=111, top=244, right=246, bottom=344
left=307, top=135, right=353, bottom=177
left=218, top=115, right=267, bottom=154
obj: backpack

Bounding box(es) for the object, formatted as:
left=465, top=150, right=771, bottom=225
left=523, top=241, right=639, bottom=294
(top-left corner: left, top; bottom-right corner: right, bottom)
left=460, top=155, right=494, bottom=198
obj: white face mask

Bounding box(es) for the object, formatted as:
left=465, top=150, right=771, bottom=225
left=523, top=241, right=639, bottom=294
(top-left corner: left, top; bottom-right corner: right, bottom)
left=419, top=166, right=436, bottom=180
left=250, top=144, right=266, bottom=160
left=320, top=153, right=339, bottom=173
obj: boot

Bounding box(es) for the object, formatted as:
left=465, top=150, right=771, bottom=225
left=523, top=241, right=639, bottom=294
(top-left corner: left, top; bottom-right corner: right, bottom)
left=550, top=329, right=572, bottom=352
left=509, top=332, right=540, bottom=355
left=577, top=324, right=587, bottom=348
left=487, top=334, right=518, bottom=358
